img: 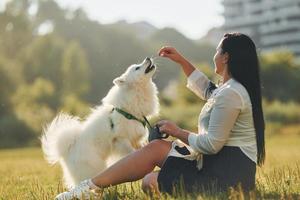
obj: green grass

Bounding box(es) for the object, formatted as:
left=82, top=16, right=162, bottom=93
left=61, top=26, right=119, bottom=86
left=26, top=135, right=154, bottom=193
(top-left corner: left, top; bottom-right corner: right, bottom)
left=0, top=133, right=300, bottom=200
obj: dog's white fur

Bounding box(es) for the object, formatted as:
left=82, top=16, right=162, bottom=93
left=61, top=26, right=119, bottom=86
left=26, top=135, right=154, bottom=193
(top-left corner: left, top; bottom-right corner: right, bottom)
left=41, top=58, right=159, bottom=189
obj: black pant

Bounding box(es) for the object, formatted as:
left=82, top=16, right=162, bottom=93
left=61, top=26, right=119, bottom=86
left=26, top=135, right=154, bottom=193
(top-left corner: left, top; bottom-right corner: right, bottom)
left=157, top=146, right=256, bottom=194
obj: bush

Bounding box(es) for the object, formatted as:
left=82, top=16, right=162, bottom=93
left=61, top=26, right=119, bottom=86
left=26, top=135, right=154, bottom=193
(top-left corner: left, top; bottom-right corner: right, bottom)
left=264, top=100, right=300, bottom=124
left=260, top=51, right=300, bottom=102
left=0, top=114, right=35, bottom=148
left=159, top=103, right=203, bottom=132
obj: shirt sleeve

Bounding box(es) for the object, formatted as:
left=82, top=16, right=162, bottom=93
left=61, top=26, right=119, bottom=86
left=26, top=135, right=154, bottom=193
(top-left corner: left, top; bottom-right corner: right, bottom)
left=186, top=69, right=217, bottom=100
left=188, top=87, right=243, bottom=154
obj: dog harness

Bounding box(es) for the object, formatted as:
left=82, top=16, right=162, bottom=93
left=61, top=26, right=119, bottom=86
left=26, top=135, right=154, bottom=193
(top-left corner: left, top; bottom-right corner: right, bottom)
left=109, top=107, right=148, bottom=130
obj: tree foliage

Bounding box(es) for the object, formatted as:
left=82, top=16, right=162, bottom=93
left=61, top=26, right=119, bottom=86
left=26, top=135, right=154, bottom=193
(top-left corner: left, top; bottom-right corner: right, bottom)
left=260, top=51, right=300, bottom=102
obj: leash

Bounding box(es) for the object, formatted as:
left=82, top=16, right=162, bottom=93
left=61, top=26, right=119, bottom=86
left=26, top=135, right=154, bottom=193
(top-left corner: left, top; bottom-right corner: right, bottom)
left=143, top=116, right=153, bottom=129
left=112, top=107, right=147, bottom=127
left=109, top=107, right=169, bottom=141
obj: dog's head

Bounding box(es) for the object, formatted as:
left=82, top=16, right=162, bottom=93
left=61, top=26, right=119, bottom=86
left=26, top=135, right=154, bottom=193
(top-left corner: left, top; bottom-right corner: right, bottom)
left=103, top=57, right=159, bottom=118
left=113, top=57, right=156, bottom=86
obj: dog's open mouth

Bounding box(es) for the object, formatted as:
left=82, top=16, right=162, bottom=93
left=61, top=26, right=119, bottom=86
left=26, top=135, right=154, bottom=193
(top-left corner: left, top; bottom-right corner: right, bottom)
left=145, top=64, right=155, bottom=74
left=143, top=57, right=156, bottom=74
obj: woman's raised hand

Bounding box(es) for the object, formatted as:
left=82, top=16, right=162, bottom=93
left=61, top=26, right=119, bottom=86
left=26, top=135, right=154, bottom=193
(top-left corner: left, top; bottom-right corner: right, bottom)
left=159, top=46, right=195, bottom=81
left=158, top=46, right=185, bottom=64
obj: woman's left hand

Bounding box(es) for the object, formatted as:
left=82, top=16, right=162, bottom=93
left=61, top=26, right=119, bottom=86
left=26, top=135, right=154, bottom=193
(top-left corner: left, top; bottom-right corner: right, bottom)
left=156, top=120, right=182, bottom=138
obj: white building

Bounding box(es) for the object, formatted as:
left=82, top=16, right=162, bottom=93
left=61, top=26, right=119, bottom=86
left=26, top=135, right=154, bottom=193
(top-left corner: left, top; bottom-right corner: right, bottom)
left=222, top=0, right=300, bottom=58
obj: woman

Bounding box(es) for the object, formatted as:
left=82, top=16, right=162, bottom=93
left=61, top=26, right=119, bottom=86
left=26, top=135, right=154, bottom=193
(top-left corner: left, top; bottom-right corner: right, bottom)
left=55, top=32, right=265, bottom=200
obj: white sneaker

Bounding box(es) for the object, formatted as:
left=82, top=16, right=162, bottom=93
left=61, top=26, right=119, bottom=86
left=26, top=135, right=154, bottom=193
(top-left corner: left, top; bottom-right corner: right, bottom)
left=55, top=179, right=94, bottom=200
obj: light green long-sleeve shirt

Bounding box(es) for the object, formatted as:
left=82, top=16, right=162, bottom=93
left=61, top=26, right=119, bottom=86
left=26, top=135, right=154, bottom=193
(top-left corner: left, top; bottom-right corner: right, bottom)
left=187, top=69, right=257, bottom=164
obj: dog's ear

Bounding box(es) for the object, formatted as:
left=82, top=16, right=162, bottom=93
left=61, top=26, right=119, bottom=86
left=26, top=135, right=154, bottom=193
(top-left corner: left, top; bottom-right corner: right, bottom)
left=113, top=76, right=126, bottom=86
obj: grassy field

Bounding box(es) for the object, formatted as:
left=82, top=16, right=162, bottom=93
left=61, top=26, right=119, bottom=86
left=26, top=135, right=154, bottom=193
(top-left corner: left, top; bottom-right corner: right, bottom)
left=0, top=133, right=299, bottom=200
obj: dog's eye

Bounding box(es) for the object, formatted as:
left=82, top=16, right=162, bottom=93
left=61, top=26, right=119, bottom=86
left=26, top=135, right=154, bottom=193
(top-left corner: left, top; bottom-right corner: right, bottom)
left=135, top=67, right=140, bottom=71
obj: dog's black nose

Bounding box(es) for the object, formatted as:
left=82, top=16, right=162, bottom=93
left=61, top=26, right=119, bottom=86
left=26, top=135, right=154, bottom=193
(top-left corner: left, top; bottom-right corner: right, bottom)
left=145, top=57, right=152, bottom=66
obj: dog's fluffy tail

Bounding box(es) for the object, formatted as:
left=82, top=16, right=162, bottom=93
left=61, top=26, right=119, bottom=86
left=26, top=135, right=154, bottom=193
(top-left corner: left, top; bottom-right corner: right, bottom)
left=41, top=113, right=81, bottom=165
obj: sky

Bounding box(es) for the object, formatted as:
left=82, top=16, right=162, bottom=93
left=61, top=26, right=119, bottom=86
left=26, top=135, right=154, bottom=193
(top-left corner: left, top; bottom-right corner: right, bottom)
left=55, top=0, right=224, bottom=40
left=0, top=0, right=224, bottom=40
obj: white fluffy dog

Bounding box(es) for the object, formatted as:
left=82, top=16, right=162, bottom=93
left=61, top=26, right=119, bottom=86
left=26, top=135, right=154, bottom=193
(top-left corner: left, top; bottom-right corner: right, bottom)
left=41, top=57, right=159, bottom=189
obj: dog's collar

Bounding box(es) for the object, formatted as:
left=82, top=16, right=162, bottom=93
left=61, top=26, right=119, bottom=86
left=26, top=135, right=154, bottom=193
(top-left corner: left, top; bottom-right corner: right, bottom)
left=112, top=107, right=147, bottom=127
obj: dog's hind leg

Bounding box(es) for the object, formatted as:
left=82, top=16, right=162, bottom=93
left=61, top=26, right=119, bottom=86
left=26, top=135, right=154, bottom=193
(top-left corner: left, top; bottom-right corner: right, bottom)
left=66, top=159, right=107, bottom=188
left=106, top=138, right=136, bottom=168
left=112, top=138, right=135, bottom=157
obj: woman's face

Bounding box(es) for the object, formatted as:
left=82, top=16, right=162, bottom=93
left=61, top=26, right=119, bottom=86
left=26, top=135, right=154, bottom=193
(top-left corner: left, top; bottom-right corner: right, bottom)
left=213, top=40, right=228, bottom=76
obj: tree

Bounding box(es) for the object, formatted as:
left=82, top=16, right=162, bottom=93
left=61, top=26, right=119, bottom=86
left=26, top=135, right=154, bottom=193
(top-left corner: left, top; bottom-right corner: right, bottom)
left=0, top=56, right=23, bottom=115
left=11, top=78, right=55, bottom=134
left=260, top=51, right=300, bottom=102
left=0, top=1, right=33, bottom=59
left=19, top=34, right=65, bottom=86
left=61, top=41, right=90, bottom=98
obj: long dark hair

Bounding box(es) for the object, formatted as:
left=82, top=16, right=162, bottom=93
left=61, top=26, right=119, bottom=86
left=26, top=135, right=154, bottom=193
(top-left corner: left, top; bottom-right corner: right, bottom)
left=220, top=32, right=265, bottom=166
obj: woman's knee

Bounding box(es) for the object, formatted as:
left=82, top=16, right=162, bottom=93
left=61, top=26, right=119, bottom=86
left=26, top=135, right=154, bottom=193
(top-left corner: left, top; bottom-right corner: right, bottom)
left=146, top=139, right=172, bottom=153
left=142, top=172, right=159, bottom=193
left=145, top=140, right=172, bottom=166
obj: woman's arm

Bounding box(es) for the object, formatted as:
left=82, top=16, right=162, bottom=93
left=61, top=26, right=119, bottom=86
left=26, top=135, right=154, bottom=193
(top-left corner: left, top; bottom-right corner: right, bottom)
left=158, top=46, right=216, bottom=100
left=177, top=57, right=196, bottom=77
